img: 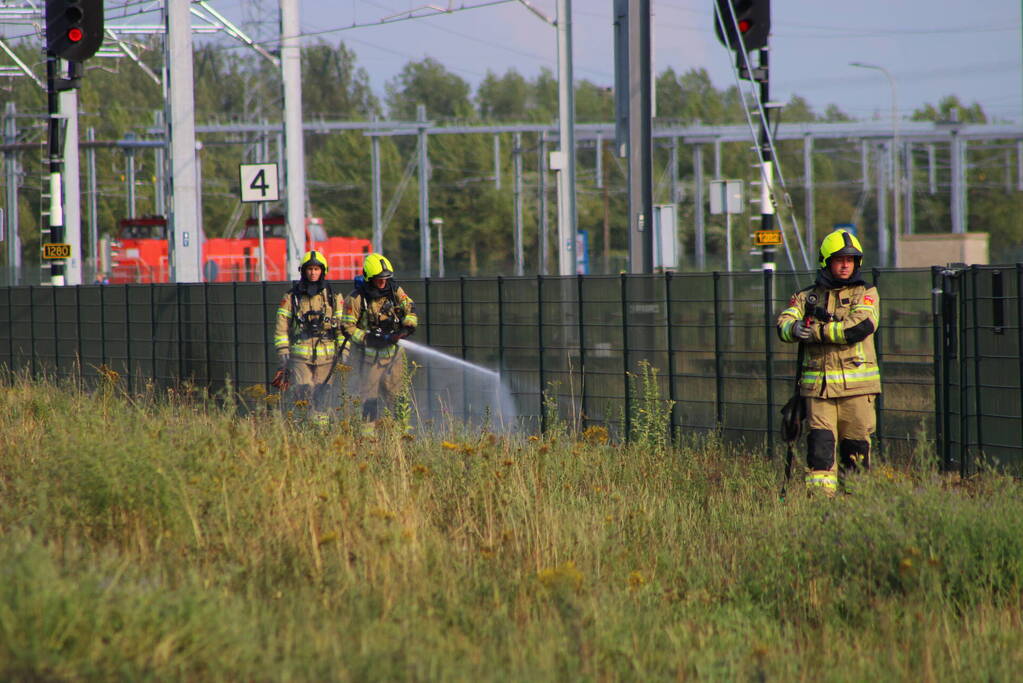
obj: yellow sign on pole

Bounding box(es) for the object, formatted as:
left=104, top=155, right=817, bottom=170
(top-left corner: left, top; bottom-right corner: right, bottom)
left=754, top=230, right=782, bottom=246
left=42, top=243, right=72, bottom=259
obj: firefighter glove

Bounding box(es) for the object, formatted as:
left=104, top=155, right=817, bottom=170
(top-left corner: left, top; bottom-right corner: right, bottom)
left=792, top=320, right=812, bottom=340
left=364, top=331, right=389, bottom=348
left=277, top=353, right=290, bottom=370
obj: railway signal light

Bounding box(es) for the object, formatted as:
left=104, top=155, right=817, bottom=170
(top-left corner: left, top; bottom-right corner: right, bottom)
left=45, top=0, right=104, bottom=62
left=714, top=0, right=770, bottom=52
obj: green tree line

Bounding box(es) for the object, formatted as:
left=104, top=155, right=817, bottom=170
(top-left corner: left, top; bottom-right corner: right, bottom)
left=1, top=40, right=1020, bottom=276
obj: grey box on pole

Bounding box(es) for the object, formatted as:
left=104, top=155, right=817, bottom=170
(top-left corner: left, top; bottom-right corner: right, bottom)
left=710, top=179, right=743, bottom=215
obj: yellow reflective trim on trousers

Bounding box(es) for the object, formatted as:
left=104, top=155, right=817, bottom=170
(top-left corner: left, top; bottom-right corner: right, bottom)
left=800, top=367, right=880, bottom=384
left=806, top=471, right=838, bottom=490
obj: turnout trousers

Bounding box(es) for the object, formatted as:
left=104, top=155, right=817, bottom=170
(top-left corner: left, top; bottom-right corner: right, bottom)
left=805, top=394, right=877, bottom=494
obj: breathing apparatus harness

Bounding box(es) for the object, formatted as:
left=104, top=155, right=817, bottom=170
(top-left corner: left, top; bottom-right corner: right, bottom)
left=352, top=275, right=410, bottom=346
left=288, top=279, right=342, bottom=363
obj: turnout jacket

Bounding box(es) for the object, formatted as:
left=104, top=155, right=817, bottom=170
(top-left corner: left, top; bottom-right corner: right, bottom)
left=776, top=275, right=881, bottom=398
left=340, top=283, right=417, bottom=362
left=274, top=283, right=345, bottom=364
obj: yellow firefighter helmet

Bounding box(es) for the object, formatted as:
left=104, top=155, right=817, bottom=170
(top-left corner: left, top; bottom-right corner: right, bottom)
left=363, top=253, right=394, bottom=280
left=818, top=229, right=864, bottom=268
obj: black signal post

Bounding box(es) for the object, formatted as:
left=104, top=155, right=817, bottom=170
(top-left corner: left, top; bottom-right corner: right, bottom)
left=43, top=0, right=103, bottom=285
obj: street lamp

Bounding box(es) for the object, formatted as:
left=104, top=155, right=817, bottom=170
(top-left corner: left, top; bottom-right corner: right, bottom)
left=850, top=61, right=900, bottom=267
left=431, top=217, right=444, bottom=278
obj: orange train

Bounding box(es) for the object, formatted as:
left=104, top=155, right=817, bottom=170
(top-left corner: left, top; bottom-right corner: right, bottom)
left=104, top=216, right=372, bottom=284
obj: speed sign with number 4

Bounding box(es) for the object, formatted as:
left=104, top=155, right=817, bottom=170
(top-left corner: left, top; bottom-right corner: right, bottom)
left=239, top=163, right=280, bottom=203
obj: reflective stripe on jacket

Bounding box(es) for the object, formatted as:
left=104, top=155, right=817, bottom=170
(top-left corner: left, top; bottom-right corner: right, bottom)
left=776, top=283, right=881, bottom=398
left=274, top=287, right=344, bottom=364
left=340, top=285, right=417, bottom=362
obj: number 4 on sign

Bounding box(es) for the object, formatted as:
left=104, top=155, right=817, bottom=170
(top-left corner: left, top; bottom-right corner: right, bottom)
left=239, top=163, right=280, bottom=203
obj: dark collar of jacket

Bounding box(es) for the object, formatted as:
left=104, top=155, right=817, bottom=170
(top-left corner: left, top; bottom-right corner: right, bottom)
left=814, top=267, right=868, bottom=291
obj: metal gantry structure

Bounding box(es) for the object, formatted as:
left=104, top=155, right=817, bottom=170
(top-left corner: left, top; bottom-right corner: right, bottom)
left=2, top=2, right=1023, bottom=285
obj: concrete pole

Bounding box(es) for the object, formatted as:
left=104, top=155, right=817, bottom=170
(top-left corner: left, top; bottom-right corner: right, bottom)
left=876, top=142, right=889, bottom=267
left=4, top=102, right=19, bottom=285
left=60, top=88, right=82, bottom=285
left=595, top=132, right=603, bottom=189
left=693, top=143, right=705, bottom=270
left=371, top=133, right=382, bottom=252
left=556, top=0, right=577, bottom=275
left=417, top=104, right=431, bottom=278
left=493, top=134, right=501, bottom=190
left=538, top=131, right=548, bottom=275
left=513, top=131, right=524, bottom=276
left=165, top=0, right=201, bottom=282
left=803, top=134, right=814, bottom=251
left=280, top=0, right=306, bottom=275
left=86, top=127, right=98, bottom=276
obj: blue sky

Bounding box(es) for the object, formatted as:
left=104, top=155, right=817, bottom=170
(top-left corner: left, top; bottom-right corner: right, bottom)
left=237, top=0, right=1019, bottom=123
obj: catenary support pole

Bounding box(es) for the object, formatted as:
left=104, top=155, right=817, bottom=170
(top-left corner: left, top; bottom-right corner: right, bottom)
left=625, top=0, right=653, bottom=273
left=417, top=104, right=431, bottom=277
left=904, top=143, right=914, bottom=236
left=694, top=143, right=705, bottom=270
left=166, top=0, right=201, bottom=282
left=556, top=0, right=577, bottom=275
left=538, top=131, right=548, bottom=275
left=876, top=142, right=889, bottom=267
left=513, top=131, right=524, bottom=276
left=280, top=0, right=306, bottom=274
left=493, top=134, right=501, bottom=190
left=803, top=134, right=814, bottom=252
left=371, top=132, right=382, bottom=252
left=86, top=127, right=98, bottom=277
left=60, top=86, right=82, bottom=285
left=3, top=102, right=19, bottom=286
left=951, top=132, right=966, bottom=233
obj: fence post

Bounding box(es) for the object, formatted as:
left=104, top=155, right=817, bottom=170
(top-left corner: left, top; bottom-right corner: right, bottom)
left=712, top=272, right=724, bottom=425
left=538, top=275, right=546, bottom=434
left=7, top=286, right=14, bottom=371
left=497, top=276, right=504, bottom=380
left=176, top=284, right=184, bottom=381
left=232, top=281, right=240, bottom=386
left=1017, top=264, right=1023, bottom=455
left=75, top=286, right=82, bottom=381
left=460, top=275, right=468, bottom=421
left=577, top=273, right=586, bottom=430
left=151, top=284, right=158, bottom=385
left=52, top=283, right=58, bottom=377
left=959, top=268, right=969, bottom=476
left=125, top=284, right=133, bottom=394
left=99, top=283, right=106, bottom=369
left=28, top=286, right=35, bottom=379
left=621, top=273, right=630, bottom=441
left=971, top=267, right=984, bottom=460
left=931, top=267, right=945, bottom=468
left=763, top=269, right=774, bottom=458
left=872, top=267, right=884, bottom=459
left=664, top=272, right=678, bottom=442
left=204, top=282, right=212, bottom=386
left=261, top=282, right=269, bottom=385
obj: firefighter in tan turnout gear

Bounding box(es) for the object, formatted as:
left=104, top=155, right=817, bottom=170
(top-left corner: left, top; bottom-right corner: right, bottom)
left=340, top=253, right=418, bottom=435
left=776, top=229, right=881, bottom=495
left=273, top=250, right=345, bottom=423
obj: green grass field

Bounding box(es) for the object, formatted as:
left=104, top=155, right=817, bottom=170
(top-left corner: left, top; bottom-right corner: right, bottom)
left=1, top=375, right=1022, bottom=681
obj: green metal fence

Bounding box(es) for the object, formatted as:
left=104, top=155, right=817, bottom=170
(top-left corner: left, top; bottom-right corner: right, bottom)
left=0, top=267, right=1016, bottom=471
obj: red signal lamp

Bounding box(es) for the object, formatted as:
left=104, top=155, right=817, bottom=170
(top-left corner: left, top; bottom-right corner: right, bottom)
left=67, top=27, right=83, bottom=42
left=738, top=19, right=752, bottom=33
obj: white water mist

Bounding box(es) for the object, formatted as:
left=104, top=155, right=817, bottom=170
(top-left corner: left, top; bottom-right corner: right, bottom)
left=400, top=339, right=518, bottom=431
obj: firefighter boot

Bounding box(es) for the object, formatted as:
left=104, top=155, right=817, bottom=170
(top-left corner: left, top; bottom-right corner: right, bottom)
left=806, top=429, right=838, bottom=497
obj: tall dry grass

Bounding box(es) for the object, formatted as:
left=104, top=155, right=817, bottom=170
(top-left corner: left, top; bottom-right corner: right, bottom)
left=1, top=374, right=1021, bottom=680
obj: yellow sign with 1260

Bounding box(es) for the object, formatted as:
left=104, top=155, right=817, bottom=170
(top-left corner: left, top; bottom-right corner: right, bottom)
left=42, top=243, right=72, bottom=259
left=754, top=230, right=782, bottom=246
